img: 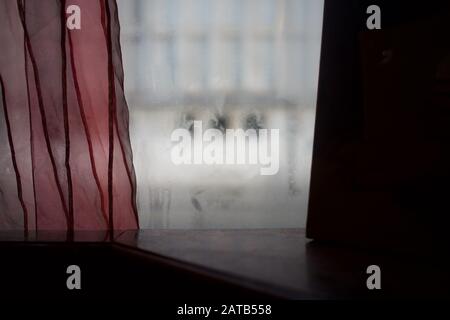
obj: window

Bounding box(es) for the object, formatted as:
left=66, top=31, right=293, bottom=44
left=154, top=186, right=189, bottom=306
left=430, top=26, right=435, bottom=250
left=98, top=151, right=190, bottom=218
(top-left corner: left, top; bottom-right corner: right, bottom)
left=117, top=0, right=324, bottom=228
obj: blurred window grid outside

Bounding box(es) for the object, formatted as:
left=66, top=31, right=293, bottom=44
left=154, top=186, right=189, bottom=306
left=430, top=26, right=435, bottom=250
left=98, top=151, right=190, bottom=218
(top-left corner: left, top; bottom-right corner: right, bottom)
left=117, top=0, right=324, bottom=229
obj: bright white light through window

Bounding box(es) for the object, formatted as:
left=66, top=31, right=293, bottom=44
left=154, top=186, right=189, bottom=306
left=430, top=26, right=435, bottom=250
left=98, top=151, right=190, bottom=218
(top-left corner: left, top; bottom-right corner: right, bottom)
left=118, top=0, right=324, bottom=229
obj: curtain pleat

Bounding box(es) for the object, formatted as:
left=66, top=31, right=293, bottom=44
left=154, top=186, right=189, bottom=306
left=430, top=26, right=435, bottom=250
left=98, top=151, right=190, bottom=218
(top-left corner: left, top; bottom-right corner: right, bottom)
left=0, top=0, right=139, bottom=233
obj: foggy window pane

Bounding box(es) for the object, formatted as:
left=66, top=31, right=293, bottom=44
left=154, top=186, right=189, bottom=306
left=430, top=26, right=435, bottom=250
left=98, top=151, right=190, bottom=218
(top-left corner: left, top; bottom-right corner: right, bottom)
left=117, top=0, right=324, bottom=229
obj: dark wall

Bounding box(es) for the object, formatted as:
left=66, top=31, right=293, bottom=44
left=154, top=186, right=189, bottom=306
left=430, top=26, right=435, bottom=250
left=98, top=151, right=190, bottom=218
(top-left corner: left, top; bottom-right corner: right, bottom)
left=307, top=0, right=450, bottom=253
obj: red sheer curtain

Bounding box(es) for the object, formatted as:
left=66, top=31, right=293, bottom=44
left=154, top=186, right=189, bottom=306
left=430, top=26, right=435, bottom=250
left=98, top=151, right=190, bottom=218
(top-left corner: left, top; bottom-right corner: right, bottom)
left=0, top=0, right=139, bottom=233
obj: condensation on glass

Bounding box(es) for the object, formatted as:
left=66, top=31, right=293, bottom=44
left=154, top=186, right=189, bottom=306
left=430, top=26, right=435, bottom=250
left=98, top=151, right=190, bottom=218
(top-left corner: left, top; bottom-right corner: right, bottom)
left=117, top=0, right=324, bottom=228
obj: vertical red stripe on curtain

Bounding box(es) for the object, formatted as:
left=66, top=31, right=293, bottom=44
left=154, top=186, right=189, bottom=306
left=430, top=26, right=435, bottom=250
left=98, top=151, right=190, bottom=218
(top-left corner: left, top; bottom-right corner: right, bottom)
left=0, top=0, right=139, bottom=232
